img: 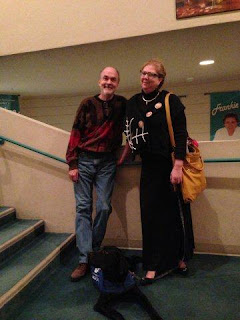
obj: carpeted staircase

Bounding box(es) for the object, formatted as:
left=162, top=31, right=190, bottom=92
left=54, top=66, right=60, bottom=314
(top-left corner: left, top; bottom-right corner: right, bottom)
left=0, top=206, right=75, bottom=320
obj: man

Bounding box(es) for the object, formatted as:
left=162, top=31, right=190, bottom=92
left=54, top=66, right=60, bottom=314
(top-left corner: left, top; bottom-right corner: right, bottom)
left=66, top=67, right=126, bottom=281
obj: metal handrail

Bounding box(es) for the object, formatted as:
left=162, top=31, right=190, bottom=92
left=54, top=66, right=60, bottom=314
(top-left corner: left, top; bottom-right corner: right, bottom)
left=0, top=135, right=239, bottom=164
left=204, top=158, right=240, bottom=163
left=0, top=135, right=66, bottom=163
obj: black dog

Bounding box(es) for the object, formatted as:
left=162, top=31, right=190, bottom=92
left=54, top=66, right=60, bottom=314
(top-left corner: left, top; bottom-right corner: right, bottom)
left=89, top=246, right=163, bottom=320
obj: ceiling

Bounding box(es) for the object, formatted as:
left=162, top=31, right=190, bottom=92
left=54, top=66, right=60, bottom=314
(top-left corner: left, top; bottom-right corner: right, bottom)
left=1, top=21, right=240, bottom=97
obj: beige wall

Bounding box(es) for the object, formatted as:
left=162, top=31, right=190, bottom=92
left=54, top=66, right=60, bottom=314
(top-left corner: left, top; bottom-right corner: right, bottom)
left=191, top=141, right=240, bottom=254
left=1, top=0, right=240, bottom=56
left=21, top=78, right=240, bottom=142
left=0, top=107, right=240, bottom=255
left=0, top=108, right=75, bottom=233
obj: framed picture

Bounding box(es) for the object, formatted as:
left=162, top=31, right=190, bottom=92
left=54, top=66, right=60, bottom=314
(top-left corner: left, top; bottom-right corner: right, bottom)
left=210, top=91, right=240, bottom=141
left=176, top=0, right=240, bottom=19
left=0, top=94, right=20, bottom=113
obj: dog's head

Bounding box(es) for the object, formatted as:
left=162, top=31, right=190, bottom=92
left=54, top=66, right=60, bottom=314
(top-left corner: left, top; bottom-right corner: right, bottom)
left=89, top=246, right=129, bottom=283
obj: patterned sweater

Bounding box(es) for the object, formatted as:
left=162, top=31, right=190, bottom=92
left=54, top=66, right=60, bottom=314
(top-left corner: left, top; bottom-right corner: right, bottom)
left=66, top=94, right=126, bottom=170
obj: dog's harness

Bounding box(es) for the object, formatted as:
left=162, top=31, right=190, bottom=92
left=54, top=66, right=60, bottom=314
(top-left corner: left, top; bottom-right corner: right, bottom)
left=91, top=267, right=136, bottom=294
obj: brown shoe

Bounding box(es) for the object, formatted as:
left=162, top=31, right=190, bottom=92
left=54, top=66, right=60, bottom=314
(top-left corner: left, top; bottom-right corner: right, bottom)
left=70, top=263, right=88, bottom=282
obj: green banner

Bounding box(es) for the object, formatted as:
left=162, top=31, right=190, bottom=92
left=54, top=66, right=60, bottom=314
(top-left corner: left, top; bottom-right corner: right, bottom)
left=210, top=91, right=240, bottom=141
left=0, top=94, right=20, bottom=113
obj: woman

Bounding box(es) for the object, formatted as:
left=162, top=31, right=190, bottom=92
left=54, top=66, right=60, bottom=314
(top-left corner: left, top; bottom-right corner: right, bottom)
left=124, top=59, right=194, bottom=285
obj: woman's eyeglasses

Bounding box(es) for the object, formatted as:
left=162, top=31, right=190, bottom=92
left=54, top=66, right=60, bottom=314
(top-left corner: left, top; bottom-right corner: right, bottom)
left=140, top=71, right=162, bottom=79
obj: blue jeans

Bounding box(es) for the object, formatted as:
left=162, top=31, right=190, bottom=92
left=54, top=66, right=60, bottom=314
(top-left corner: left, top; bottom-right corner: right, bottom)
left=74, top=152, right=117, bottom=263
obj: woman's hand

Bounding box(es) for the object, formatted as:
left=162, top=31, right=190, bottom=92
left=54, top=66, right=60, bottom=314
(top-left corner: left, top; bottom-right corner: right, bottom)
left=170, top=159, right=183, bottom=185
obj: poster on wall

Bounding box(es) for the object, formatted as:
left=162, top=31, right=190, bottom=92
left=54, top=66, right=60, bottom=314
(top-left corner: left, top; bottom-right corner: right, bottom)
left=210, top=91, right=240, bottom=141
left=176, top=1, right=240, bottom=19
left=0, top=94, right=20, bottom=113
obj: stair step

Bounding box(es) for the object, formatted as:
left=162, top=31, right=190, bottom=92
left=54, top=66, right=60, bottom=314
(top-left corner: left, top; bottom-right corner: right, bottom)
left=0, top=219, right=44, bottom=263
left=0, top=233, right=75, bottom=320
left=0, top=207, right=16, bottom=226
left=0, top=232, right=71, bottom=296
left=0, top=219, right=44, bottom=247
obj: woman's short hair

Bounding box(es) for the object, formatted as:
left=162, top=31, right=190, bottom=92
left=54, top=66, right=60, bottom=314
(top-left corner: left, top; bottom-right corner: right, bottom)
left=140, top=59, right=166, bottom=89
left=223, top=113, right=239, bottom=123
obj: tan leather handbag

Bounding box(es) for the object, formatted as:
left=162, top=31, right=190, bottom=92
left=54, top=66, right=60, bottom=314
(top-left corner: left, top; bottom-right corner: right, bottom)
left=165, top=93, right=207, bottom=203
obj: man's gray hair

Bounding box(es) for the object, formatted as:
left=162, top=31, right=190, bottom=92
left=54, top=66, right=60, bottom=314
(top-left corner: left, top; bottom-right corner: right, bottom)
left=99, top=67, right=120, bottom=81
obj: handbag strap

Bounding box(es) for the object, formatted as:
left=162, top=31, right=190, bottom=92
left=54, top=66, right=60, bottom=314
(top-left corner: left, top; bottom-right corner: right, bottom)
left=165, top=92, right=175, bottom=148
left=165, top=92, right=176, bottom=165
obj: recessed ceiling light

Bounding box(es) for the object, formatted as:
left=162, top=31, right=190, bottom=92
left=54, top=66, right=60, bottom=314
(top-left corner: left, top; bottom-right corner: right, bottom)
left=199, top=60, right=215, bottom=66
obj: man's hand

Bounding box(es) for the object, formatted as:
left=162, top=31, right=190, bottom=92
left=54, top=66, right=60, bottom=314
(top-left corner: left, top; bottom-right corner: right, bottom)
left=69, top=169, right=79, bottom=182
left=117, top=143, right=131, bottom=166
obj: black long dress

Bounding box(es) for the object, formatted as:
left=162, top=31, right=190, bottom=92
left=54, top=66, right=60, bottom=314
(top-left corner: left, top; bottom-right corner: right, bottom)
left=126, top=89, right=194, bottom=273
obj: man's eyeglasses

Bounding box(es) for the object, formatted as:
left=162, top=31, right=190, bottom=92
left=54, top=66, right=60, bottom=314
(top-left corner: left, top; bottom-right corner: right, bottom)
left=140, top=71, right=161, bottom=79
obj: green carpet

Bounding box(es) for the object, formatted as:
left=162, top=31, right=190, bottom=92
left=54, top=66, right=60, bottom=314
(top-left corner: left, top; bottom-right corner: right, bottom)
left=12, top=251, right=240, bottom=320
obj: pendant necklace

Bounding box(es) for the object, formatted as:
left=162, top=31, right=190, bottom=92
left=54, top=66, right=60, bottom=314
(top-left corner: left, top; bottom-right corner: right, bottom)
left=142, top=92, right=159, bottom=105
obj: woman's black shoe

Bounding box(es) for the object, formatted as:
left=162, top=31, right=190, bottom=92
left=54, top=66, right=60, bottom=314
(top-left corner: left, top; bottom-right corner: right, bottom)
left=140, top=268, right=174, bottom=286
left=175, top=266, right=189, bottom=276
left=140, top=277, right=155, bottom=286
